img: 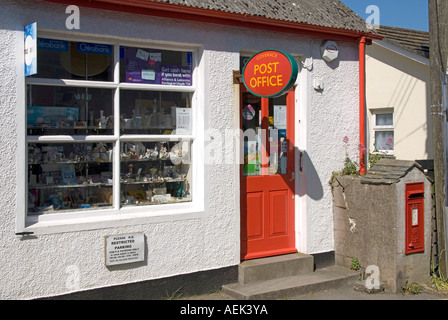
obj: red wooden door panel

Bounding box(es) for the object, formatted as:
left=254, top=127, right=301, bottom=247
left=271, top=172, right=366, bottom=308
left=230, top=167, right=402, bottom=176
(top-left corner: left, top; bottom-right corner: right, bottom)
left=245, top=191, right=264, bottom=240
left=270, top=189, right=289, bottom=237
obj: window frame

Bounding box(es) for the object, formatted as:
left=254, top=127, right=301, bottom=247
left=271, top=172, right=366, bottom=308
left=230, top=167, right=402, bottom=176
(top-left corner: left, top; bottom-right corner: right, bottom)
left=372, top=109, right=394, bottom=155
left=19, top=31, right=205, bottom=234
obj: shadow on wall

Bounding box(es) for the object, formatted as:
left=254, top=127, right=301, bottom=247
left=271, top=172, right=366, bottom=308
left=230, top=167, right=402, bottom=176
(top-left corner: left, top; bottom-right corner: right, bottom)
left=296, top=149, right=324, bottom=201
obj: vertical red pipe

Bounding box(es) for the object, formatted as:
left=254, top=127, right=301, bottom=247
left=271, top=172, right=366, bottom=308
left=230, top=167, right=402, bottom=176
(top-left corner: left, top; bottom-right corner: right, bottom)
left=359, top=36, right=366, bottom=175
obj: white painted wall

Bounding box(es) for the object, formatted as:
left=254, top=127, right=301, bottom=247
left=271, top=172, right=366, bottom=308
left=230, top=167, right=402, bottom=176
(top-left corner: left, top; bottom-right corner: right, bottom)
left=297, top=40, right=360, bottom=254
left=0, top=0, right=360, bottom=299
left=366, top=42, right=432, bottom=161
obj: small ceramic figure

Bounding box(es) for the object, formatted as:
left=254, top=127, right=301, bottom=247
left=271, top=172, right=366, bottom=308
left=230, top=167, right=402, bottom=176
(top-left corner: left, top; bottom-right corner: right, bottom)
left=159, top=144, right=169, bottom=159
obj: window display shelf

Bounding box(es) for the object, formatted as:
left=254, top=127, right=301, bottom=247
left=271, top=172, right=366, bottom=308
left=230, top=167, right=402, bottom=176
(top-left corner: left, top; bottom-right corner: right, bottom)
left=121, top=178, right=186, bottom=185
left=28, top=203, right=114, bottom=216
left=27, top=126, right=111, bottom=130
left=29, top=182, right=112, bottom=190
left=28, top=160, right=112, bottom=165
left=122, top=126, right=175, bottom=130
left=120, top=157, right=172, bottom=162
left=121, top=197, right=192, bottom=207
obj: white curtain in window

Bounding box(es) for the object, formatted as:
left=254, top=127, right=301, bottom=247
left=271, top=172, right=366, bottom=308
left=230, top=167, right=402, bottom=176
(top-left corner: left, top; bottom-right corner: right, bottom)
left=375, top=131, right=394, bottom=150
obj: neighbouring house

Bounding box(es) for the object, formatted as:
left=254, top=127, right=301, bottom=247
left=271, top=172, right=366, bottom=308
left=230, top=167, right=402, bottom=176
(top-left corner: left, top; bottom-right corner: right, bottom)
left=0, top=0, right=375, bottom=299
left=366, top=26, right=432, bottom=162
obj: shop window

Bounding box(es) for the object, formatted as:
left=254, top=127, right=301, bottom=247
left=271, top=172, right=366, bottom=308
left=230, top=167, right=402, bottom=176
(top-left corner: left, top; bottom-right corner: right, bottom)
left=372, top=111, right=394, bottom=154
left=120, top=140, right=191, bottom=207
left=27, top=85, right=114, bottom=136
left=26, top=37, right=195, bottom=218
left=28, top=142, right=114, bottom=214
left=119, top=90, right=192, bottom=135
left=31, top=39, right=115, bottom=81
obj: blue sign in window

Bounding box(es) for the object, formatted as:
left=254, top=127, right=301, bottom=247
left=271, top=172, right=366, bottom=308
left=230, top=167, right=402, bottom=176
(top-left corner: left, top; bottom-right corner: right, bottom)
left=77, top=42, right=113, bottom=55
left=25, top=22, right=37, bottom=76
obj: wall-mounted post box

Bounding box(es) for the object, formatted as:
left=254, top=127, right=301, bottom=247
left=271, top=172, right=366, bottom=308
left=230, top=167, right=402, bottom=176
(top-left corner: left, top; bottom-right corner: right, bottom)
left=405, top=182, right=425, bottom=254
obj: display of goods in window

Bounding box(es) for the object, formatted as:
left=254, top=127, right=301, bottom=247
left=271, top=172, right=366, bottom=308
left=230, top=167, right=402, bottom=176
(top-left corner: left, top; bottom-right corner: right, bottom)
left=26, top=38, right=195, bottom=216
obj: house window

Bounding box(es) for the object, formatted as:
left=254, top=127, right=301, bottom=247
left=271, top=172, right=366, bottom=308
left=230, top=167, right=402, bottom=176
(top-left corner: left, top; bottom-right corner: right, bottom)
left=26, top=37, right=195, bottom=218
left=373, top=111, right=394, bottom=154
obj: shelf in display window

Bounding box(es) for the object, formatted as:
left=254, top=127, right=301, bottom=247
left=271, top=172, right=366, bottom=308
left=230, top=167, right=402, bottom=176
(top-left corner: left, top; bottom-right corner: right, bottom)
left=28, top=160, right=112, bottom=165
left=28, top=125, right=111, bottom=130
left=29, top=182, right=112, bottom=190
left=27, top=157, right=177, bottom=165
left=121, top=178, right=187, bottom=185
left=121, top=197, right=192, bottom=207
left=120, top=156, right=173, bottom=162
left=121, top=126, right=175, bottom=131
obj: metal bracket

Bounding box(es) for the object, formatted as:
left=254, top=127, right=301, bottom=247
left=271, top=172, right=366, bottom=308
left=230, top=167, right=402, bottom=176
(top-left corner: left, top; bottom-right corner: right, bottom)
left=15, top=231, right=34, bottom=236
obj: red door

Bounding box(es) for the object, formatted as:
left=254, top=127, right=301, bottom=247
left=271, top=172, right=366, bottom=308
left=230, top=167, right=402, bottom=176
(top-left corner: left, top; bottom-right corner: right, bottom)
left=240, top=86, right=296, bottom=260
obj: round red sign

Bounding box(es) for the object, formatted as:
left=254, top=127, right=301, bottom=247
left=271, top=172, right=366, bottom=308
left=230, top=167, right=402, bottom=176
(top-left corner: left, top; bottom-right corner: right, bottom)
left=243, top=49, right=298, bottom=98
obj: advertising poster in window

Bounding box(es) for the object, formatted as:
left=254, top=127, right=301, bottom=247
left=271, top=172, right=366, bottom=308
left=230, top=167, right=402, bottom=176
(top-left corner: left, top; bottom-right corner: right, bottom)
left=161, top=65, right=192, bottom=86
left=124, top=47, right=192, bottom=86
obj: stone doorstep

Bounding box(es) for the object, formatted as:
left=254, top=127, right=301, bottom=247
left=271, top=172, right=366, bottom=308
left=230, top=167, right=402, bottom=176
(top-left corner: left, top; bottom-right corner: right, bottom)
left=238, top=253, right=314, bottom=285
left=222, top=253, right=359, bottom=300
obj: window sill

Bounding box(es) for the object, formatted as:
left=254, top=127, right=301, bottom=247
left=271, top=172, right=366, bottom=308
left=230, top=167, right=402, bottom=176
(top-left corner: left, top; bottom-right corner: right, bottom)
left=23, top=202, right=203, bottom=235
left=371, top=151, right=395, bottom=157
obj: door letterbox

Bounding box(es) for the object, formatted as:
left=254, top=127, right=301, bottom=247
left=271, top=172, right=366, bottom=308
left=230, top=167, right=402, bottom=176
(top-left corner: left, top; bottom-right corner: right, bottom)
left=405, top=183, right=425, bottom=254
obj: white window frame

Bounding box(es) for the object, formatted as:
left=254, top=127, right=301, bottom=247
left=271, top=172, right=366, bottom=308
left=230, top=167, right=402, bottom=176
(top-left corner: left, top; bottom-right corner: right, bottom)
left=18, top=31, right=205, bottom=235
left=372, top=109, right=394, bottom=155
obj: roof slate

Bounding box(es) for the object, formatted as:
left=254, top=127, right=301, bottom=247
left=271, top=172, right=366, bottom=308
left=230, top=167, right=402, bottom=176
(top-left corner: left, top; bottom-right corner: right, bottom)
left=361, top=158, right=430, bottom=185
left=149, top=0, right=368, bottom=32
left=374, top=26, right=429, bottom=58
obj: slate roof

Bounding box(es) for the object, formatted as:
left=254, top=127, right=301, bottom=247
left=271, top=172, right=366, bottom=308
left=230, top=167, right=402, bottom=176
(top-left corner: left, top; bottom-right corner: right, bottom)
left=149, top=0, right=369, bottom=32
left=361, top=158, right=431, bottom=185
left=374, top=26, right=430, bottom=58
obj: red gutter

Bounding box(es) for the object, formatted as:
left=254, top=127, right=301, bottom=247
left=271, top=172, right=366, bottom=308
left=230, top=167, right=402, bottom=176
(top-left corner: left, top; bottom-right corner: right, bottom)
left=359, top=36, right=367, bottom=175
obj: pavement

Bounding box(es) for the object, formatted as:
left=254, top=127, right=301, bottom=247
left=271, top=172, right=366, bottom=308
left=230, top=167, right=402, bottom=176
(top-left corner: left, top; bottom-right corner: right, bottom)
left=173, top=281, right=447, bottom=319
left=180, top=281, right=448, bottom=300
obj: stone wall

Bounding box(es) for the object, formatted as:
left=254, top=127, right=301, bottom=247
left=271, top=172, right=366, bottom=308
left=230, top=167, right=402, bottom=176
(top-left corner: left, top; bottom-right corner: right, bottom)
left=332, top=165, right=432, bottom=292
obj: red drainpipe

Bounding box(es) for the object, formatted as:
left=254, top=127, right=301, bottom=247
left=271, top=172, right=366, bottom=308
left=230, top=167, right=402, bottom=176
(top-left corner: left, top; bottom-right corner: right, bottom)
left=359, top=36, right=367, bottom=175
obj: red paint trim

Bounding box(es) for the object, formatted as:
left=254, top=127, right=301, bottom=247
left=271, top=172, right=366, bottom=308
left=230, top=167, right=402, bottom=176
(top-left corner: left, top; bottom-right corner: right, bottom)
left=359, top=36, right=366, bottom=175
left=38, top=0, right=380, bottom=41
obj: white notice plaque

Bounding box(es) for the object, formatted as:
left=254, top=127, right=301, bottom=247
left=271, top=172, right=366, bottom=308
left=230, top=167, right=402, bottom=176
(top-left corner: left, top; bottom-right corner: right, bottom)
left=105, top=233, right=145, bottom=266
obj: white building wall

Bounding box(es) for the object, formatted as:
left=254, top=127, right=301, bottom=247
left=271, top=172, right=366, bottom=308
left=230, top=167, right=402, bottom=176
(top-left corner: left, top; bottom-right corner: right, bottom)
left=0, top=0, right=360, bottom=299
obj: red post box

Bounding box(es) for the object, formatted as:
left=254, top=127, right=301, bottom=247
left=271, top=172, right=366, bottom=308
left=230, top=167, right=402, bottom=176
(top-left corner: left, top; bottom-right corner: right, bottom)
left=405, top=183, right=425, bottom=254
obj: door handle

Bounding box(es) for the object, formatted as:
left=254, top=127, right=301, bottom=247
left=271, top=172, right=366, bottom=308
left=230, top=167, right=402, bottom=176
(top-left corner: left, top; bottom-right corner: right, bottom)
left=290, top=171, right=295, bottom=181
